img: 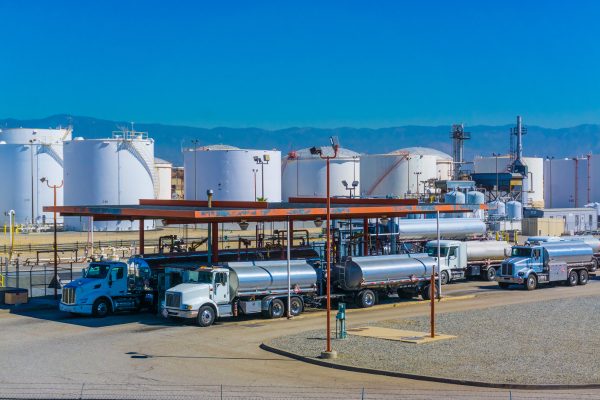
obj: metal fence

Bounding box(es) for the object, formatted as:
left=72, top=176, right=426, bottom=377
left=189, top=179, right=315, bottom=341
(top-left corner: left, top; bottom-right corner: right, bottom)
left=0, top=257, right=77, bottom=297
left=0, top=383, right=598, bottom=400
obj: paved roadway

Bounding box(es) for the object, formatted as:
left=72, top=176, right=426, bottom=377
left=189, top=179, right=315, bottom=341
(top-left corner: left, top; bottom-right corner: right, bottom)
left=1, top=279, right=600, bottom=399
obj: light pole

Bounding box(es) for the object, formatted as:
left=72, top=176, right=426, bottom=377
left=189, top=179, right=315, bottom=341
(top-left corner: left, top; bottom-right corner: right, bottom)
left=40, top=177, right=63, bottom=300
left=342, top=180, right=359, bottom=198
left=310, top=137, right=339, bottom=359
left=191, top=139, right=200, bottom=200
left=207, top=189, right=213, bottom=267
left=546, top=156, right=554, bottom=208
left=253, top=154, right=270, bottom=201
left=414, top=172, right=422, bottom=196
left=252, top=169, right=258, bottom=201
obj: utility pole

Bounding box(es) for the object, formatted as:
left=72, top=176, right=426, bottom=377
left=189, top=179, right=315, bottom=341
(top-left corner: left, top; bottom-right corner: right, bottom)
left=41, top=177, right=63, bottom=300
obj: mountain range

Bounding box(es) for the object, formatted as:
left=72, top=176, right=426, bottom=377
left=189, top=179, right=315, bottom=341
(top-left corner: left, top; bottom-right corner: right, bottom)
left=2, top=114, right=599, bottom=166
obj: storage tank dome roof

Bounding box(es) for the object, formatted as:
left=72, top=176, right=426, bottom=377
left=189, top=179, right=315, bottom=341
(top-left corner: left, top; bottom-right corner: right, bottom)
left=154, top=157, right=172, bottom=165
left=191, top=144, right=240, bottom=151
left=287, top=147, right=360, bottom=160
left=389, top=147, right=452, bottom=160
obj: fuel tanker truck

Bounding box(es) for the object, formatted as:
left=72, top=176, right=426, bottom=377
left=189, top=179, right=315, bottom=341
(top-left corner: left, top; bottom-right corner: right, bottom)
left=424, top=240, right=512, bottom=283
left=163, top=254, right=437, bottom=327
left=496, top=241, right=598, bottom=290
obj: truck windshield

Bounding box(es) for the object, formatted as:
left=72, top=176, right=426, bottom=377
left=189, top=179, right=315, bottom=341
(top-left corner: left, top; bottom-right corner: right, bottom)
left=85, top=264, right=110, bottom=279
left=426, top=247, right=449, bottom=257
left=511, top=248, right=532, bottom=257
left=186, top=270, right=213, bottom=284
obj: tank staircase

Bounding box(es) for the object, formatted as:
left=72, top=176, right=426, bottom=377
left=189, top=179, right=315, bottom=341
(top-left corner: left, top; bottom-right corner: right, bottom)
left=365, top=152, right=409, bottom=196
left=119, top=140, right=159, bottom=199
left=38, top=144, right=64, bottom=168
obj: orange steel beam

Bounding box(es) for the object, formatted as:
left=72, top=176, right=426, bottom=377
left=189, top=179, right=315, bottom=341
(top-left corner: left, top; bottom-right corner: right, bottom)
left=288, top=197, right=419, bottom=205
left=139, top=199, right=269, bottom=209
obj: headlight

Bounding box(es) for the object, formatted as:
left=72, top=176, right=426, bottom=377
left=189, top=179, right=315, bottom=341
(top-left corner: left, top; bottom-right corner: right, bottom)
left=517, top=272, right=525, bottom=277
left=182, top=304, right=193, bottom=310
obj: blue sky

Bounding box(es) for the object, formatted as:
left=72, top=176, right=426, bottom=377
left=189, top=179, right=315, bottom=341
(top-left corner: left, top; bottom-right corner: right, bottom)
left=1, top=0, right=599, bottom=128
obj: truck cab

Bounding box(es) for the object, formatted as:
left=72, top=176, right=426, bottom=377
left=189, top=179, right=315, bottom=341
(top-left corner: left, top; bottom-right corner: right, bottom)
left=497, top=246, right=547, bottom=289
left=163, top=267, right=233, bottom=327
left=425, top=240, right=466, bottom=284
left=60, top=260, right=152, bottom=317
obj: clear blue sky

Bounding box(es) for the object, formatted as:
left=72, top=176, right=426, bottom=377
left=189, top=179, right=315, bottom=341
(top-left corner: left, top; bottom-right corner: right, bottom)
left=1, top=0, right=599, bottom=128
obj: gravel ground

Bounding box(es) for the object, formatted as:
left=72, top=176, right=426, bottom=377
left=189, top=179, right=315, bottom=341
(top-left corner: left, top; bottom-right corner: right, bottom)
left=268, top=295, right=600, bottom=385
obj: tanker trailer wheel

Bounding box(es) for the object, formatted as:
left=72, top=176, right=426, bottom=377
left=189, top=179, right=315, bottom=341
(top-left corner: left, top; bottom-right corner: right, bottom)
left=357, top=290, right=376, bottom=308
left=268, top=299, right=285, bottom=319
left=591, top=258, right=599, bottom=272
left=568, top=270, right=579, bottom=287
left=421, top=284, right=437, bottom=300
left=525, top=275, right=537, bottom=291
left=485, top=267, right=497, bottom=282
left=578, top=269, right=589, bottom=285
left=196, top=305, right=216, bottom=327
left=289, top=297, right=303, bottom=316
left=92, top=298, right=112, bottom=318
left=440, top=271, right=449, bottom=285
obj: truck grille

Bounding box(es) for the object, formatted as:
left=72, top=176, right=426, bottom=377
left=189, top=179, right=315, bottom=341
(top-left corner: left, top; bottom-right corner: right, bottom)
left=501, top=263, right=514, bottom=276
left=62, top=287, right=76, bottom=304
left=166, top=292, right=181, bottom=308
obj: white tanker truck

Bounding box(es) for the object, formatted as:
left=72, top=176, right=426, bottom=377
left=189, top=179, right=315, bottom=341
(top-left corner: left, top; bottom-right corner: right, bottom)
left=424, top=240, right=512, bottom=283
left=163, top=254, right=437, bottom=327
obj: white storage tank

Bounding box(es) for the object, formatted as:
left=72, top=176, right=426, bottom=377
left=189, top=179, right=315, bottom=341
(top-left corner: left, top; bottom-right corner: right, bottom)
left=543, top=157, right=588, bottom=208
left=154, top=157, right=173, bottom=200
left=361, top=149, right=438, bottom=198
left=184, top=145, right=281, bottom=202
left=282, top=147, right=359, bottom=200
left=445, top=190, right=466, bottom=204
left=506, top=200, right=522, bottom=220
left=467, top=190, right=485, bottom=219
left=396, top=147, right=454, bottom=181
left=0, top=127, right=71, bottom=225
left=63, top=132, right=156, bottom=231
left=487, top=200, right=506, bottom=219
left=474, top=155, right=544, bottom=207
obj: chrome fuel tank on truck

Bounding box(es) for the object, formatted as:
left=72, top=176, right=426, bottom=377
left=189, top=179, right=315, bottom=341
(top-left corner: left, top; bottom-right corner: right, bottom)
left=465, top=240, right=511, bottom=260
left=561, top=235, right=600, bottom=254
left=334, top=254, right=436, bottom=290
left=397, top=218, right=486, bottom=240
left=542, top=241, right=594, bottom=264
left=225, top=260, right=317, bottom=297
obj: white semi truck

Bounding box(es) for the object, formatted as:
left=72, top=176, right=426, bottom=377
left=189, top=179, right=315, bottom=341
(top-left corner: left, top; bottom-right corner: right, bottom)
left=424, top=240, right=511, bottom=284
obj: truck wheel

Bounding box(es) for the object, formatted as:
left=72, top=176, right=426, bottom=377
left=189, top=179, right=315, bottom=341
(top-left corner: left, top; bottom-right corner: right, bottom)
left=92, top=298, right=111, bottom=317
left=578, top=269, right=589, bottom=285
left=525, top=275, right=537, bottom=291
left=358, top=290, right=376, bottom=308
left=590, top=258, right=599, bottom=272
left=485, top=267, right=497, bottom=282
left=196, top=305, right=215, bottom=327
left=440, top=271, right=449, bottom=285
left=568, top=270, right=579, bottom=286
left=397, top=288, right=414, bottom=299
left=421, top=284, right=437, bottom=300
left=289, top=297, right=303, bottom=316
left=268, top=299, right=285, bottom=318
left=498, top=282, right=510, bottom=289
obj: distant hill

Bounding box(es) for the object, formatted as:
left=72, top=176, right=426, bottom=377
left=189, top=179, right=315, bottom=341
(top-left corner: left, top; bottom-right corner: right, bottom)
left=1, top=114, right=599, bottom=166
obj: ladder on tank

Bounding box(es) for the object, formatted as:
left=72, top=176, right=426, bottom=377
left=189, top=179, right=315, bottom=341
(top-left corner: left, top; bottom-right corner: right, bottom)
left=119, top=139, right=159, bottom=199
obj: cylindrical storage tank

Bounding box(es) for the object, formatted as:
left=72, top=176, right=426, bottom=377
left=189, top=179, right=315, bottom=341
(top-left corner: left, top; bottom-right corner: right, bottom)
left=396, top=218, right=486, bottom=240
left=0, top=142, right=66, bottom=225
left=465, top=240, right=511, bottom=260
left=63, top=134, right=156, bottom=231
left=184, top=145, right=281, bottom=202
left=487, top=200, right=506, bottom=219
left=445, top=190, right=466, bottom=204
left=506, top=200, right=522, bottom=220
left=335, top=254, right=436, bottom=289
left=0, top=127, right=70, bottom=145
left=226, top=260, right=317, bottom=296
left=154, top=158, right=173, bottom=200
left=361, top=150, right=438, bottom=198
left=282, top=147, right=359, bottom=200
left=467, top=191, right=485, bottom=205
left=395, top=147, right=454, bottom=181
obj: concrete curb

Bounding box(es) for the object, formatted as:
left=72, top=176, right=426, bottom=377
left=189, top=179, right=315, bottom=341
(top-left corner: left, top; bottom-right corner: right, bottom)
left=260, top=343, right=600, bottom=391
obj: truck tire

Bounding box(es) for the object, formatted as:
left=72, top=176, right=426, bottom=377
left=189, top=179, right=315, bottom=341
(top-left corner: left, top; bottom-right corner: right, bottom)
left=196, top=305, right=216, bottom=327
left=568, top=270, right=579, bottom=286
left=421, top=284, right=437, bottom=300
left=525, top=275, right=537, bottom=291
left=357, top=290, right=376, bottom=308
left=485, top=267, right=497, bottom=282
left=498, top=282, right=510, bottom=289
left=268, top=299, right=285, bottom=318
left=591, top=258, right=599, bottom=272
left=92, top=298, right=111, bottom=317
left=440, top=271, right=449, bottom=285
left=397, top=288, right=414, bottom=299
left=289, top=297, right=303, bottom=316
left=578, top=269, right=589, bottom=285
